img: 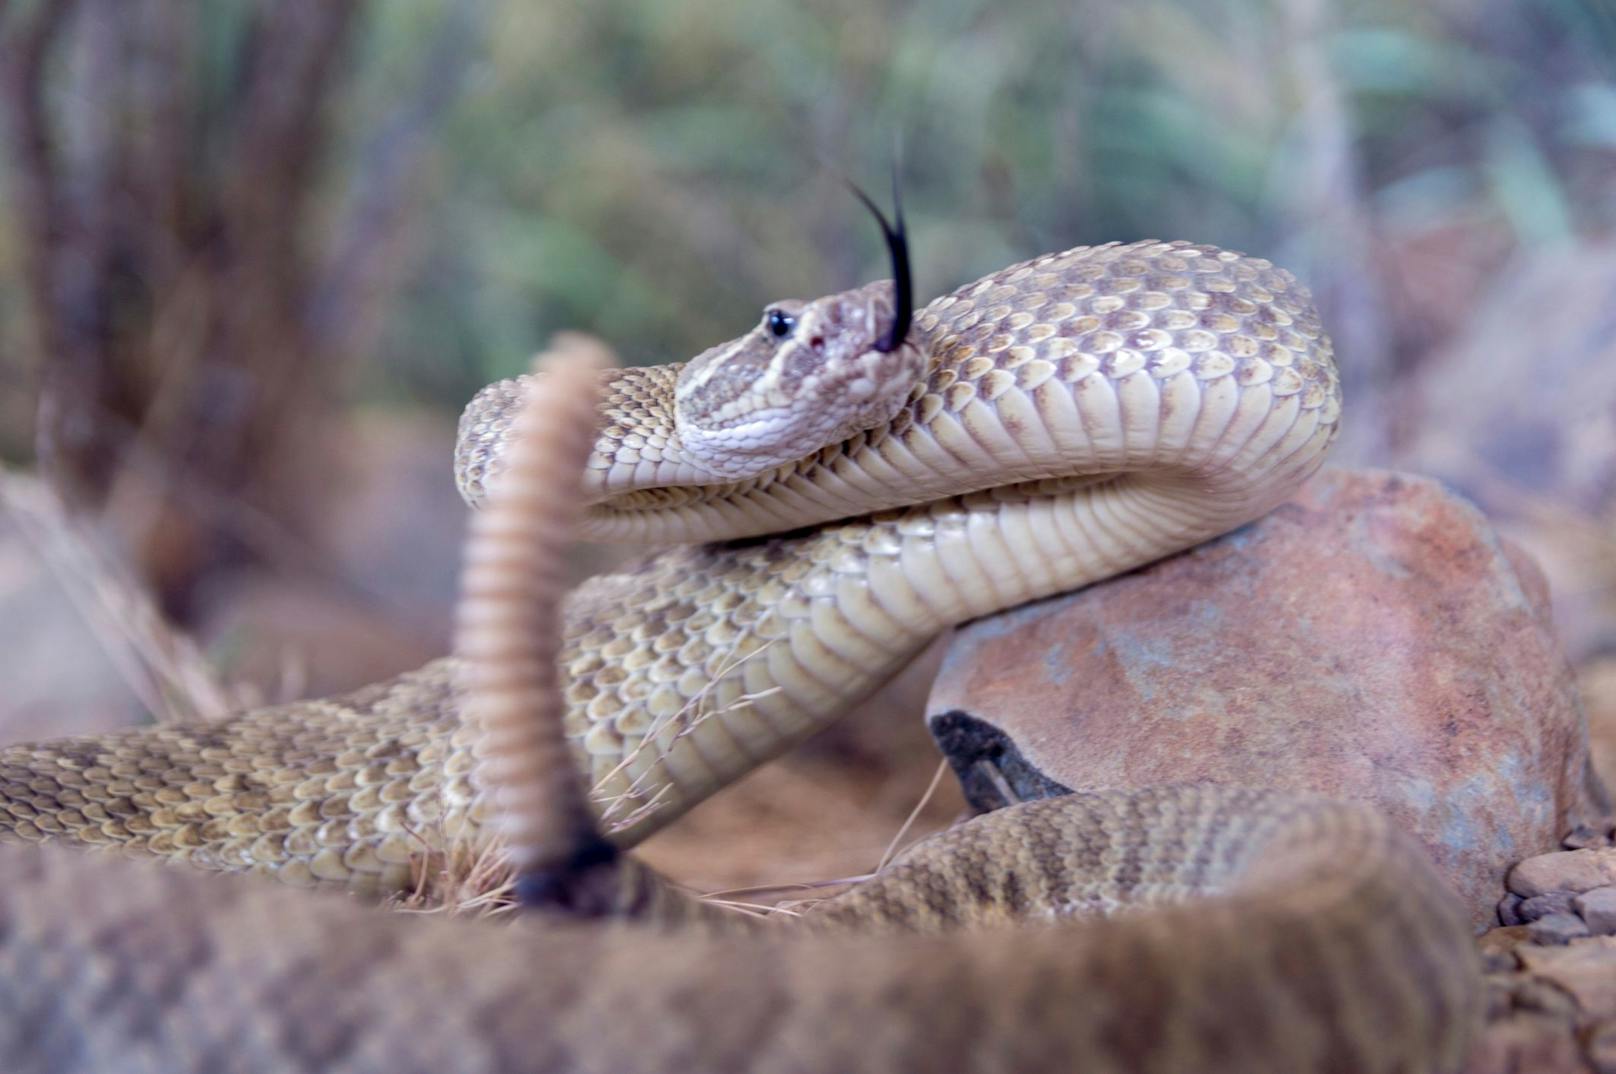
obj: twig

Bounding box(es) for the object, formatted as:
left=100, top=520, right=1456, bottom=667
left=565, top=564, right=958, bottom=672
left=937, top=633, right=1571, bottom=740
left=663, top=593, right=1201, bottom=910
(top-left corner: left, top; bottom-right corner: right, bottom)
left=876, top=758, right=949, bottom=874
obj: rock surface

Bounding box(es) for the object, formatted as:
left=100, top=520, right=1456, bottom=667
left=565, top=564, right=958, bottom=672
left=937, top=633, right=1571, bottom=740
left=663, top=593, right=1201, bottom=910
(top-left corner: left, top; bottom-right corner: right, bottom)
left=927, top=468, right=1608, bottom=925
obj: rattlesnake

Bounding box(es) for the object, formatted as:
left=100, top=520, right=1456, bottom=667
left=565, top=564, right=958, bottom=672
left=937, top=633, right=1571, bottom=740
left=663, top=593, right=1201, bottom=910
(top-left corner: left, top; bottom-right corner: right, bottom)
left=0, top=216, right=1481, bottom=1071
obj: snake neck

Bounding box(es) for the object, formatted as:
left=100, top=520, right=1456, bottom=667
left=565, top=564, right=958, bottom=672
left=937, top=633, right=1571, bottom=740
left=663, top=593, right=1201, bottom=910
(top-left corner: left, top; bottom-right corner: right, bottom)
left=576, top=459, right=1332, bottom=844
left=528, top=243, right=1346, bottom=841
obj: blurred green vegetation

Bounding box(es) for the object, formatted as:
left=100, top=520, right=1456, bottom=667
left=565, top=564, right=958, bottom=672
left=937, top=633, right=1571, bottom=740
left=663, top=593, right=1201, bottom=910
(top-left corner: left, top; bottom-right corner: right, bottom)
left=2, top=0, right=1616, bottom=688
left=7, top=0, right=1616, bottom=420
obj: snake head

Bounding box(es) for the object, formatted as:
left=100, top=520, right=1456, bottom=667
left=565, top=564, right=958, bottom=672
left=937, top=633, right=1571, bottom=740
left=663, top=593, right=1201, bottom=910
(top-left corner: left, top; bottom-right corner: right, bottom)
left=674, top=188, right=922, bottom=481
left=673, top=280, right=925, bottom=479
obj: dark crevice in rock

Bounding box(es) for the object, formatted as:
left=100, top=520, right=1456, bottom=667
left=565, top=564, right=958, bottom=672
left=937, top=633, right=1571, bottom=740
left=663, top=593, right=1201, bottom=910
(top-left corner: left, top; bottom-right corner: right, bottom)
left=927, top=710, right=1071, bottom=814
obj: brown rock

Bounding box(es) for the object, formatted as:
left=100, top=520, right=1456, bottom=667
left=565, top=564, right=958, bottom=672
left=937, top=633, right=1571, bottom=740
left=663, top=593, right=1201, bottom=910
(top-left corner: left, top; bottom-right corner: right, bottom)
left=1564, top=822, right=1615, bottom=851
left=1518, top=938, right=1616, bottom=1018
left=1511, top=850, right=1616, bottom=899
left=1462, top=1011, right=1585, bottom=1074
left=928, top=468, right=1608, bottom=926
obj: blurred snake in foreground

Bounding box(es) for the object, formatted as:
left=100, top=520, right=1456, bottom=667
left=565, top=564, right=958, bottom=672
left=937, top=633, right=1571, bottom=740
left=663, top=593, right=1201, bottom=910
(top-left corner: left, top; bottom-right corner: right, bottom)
left=0, top=191, right=1481, bottom=1072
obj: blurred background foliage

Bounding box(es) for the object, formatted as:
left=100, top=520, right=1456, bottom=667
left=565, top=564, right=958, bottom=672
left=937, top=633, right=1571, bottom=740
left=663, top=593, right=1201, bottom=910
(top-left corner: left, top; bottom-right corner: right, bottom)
left=0, top=7, right=1613, bottom=690
left=2, top=0, right=1616, bottom=889
left=8, top=1, right=1614, bottom=435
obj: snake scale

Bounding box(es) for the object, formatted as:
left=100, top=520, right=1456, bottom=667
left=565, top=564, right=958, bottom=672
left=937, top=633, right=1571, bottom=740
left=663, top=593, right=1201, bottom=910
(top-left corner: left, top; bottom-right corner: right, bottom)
left=0, top=225, right=1482, bottom=1072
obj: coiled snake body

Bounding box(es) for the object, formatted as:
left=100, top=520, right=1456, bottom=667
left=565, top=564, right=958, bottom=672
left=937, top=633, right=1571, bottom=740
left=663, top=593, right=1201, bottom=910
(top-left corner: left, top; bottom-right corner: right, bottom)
left=0, top=238, right=1481, bottom=1072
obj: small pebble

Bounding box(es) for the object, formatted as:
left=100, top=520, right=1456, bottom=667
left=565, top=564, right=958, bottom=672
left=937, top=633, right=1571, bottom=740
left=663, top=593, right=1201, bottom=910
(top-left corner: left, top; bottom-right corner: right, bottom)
left=1520, top=891, right=1577, bottom=922
left=1526, top=912, right=1591, bottom=946
left=1576, top=886, right=1616, bottom=936
left=1509, top=848, right=1616, bottom=898
left=1562, top=822, right=1615, bottom=851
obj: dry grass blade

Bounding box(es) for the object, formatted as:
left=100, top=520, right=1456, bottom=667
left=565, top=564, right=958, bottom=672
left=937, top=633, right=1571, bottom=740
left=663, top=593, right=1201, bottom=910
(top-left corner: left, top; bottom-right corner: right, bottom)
left=679, top=757, right=958, bottom=917
left=0, top=469, right=250, bottom=724
left=697, top=873, right=875, bottom=917
left=391, top=828, right=519, bottom=919
left=876, top=758, right=950, bottom=874
left=590, top=638, right=780, bottom=832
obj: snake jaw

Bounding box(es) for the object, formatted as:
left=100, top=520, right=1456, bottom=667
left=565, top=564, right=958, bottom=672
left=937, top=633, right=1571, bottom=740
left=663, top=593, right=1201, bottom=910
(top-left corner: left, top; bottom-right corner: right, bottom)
left=667, top=179, right=919, bottom=481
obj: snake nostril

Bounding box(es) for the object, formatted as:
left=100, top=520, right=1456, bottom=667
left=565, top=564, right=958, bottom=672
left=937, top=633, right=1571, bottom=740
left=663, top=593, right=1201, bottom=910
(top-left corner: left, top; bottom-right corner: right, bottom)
left=809, top=336, right=825, bottom=353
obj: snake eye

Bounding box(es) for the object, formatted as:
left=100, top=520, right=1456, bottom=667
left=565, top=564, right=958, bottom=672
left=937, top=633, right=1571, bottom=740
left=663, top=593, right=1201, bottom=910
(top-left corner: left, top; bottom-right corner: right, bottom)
left=765, top=308, right=796, bottom=339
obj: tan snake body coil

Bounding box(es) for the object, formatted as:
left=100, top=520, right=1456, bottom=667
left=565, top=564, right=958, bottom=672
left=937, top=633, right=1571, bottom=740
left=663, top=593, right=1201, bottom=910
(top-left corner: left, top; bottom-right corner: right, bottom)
left=0, top=238, right=1481, bottom=1072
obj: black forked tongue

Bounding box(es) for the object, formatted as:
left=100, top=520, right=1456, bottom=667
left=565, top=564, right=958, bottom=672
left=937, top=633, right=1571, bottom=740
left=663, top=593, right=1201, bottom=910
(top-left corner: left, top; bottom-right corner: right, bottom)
left=849, top=175, right=913, bottom=353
